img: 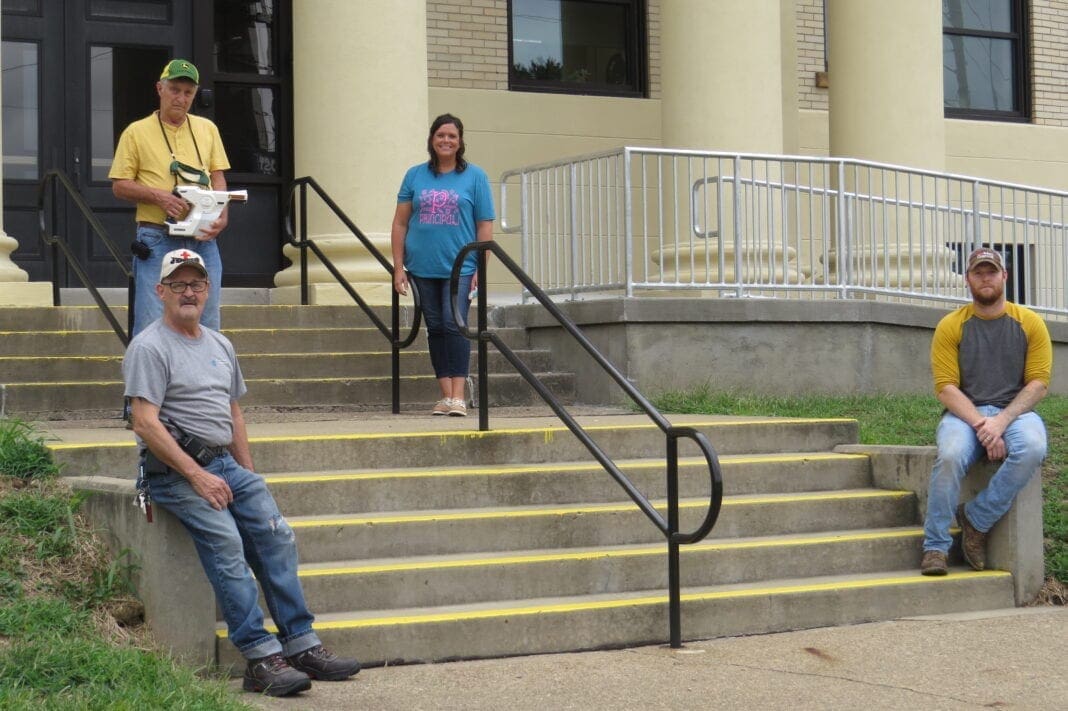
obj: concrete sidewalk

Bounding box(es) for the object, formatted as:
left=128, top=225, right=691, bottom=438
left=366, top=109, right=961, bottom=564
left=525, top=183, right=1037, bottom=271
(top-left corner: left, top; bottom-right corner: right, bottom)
left=235, top=606, right=1066, bottom=710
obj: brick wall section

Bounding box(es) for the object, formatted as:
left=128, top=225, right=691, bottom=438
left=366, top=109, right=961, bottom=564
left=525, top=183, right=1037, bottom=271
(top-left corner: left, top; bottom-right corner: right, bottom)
left=426, top=0, right=662, bottom=98
left=796, top=0, right=828, bottom=111
left=427, top=0, right=510, bottom=90
left=795, top=1, right=1068, bottom=124
left=646, top=0, right=660, bottom=98
left=1031, top=0, right=1068, bottom=126
left=425, top=1, right=1065, bottom=122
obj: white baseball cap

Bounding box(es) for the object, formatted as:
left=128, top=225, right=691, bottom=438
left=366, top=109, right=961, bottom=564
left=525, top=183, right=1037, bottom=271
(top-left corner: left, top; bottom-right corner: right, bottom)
left=159, top=249, right=208, bottom=282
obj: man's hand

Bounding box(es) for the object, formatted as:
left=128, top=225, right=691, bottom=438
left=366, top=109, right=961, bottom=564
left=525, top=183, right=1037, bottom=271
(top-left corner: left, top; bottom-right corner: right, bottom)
left=188, top=467, right=234, bottom=510
left=197, top=210, right=228, bottom=241
left=973, top=415, right=1008, bottom=461
left=155, top=188, right=192, bottom=221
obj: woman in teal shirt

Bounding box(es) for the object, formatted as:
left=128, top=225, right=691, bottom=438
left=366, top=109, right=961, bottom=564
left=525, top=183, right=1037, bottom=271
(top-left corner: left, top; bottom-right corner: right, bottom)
left=390, top=114, right=495, bottom=417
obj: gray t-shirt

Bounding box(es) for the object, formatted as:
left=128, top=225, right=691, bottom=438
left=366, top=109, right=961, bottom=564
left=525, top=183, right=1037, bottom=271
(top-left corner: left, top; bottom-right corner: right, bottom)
left=123, top=319, right=247, bottom=447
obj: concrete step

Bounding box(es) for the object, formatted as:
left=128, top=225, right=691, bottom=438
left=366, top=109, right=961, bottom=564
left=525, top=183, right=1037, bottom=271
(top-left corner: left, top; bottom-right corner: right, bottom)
left=218, top=568, right=1014, bottom=668
left=0, top=325, right=530, bottom=357
left=0, top=349, right=553, bottom=382
left=263, top=452, right=872, bottom=516
left=286, top=527, right=932, bottom=614
left=3, top=371, right=575, bottom=416
left=283, top=489, right=916, bottom=563
left=0, top=304, right=422, bottom=331
left=48, top=417, right=859, bottom=478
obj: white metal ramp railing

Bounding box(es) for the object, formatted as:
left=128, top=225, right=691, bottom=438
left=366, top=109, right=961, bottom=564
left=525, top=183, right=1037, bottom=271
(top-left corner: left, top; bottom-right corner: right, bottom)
left=499, top=148, right=1068, bottom=320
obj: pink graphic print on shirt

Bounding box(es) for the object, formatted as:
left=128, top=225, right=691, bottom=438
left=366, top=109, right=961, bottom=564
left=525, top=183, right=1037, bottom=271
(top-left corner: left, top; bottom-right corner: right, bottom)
left=418, top=189, right=460, bottom=226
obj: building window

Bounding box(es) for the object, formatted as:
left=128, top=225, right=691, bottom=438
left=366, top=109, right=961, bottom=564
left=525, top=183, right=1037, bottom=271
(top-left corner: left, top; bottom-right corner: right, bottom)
left=942, top=0, right=1028, bottom=120
left=509, top=0, right=645, bottom=97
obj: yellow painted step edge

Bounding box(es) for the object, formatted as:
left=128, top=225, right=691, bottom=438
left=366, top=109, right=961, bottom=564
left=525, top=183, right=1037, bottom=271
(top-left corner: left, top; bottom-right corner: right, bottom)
left=217, top=570, right=1010, bottom=638
left=265, top=452, right=868, bottom=485
left=47, top=418, right=857, bottom=451
left=300, top=528, right=929, bottom=577
left=289, top=490, right=911, bottom=528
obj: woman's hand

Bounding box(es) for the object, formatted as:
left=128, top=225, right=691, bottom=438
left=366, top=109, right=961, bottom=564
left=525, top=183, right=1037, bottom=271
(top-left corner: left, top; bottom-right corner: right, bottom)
left=393, top=267, right=409, bottom=296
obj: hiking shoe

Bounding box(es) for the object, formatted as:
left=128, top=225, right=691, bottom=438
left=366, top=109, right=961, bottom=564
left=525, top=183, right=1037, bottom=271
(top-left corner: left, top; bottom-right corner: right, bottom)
left=243, top=653, right=311, bottom=696
left=957, top=503, right=986, bottom=570
left=286, top=645, right=361, bottom=681
left=432, top=398, right=452, bottom=416
left=448, top=399, right=467, bottom=417
left=920, top=550, right=948, bottom=576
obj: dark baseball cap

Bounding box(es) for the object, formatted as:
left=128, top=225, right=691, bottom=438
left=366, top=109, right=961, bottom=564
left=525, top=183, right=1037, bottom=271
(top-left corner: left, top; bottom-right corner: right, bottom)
left=966, top=248, right=1005, bottom=272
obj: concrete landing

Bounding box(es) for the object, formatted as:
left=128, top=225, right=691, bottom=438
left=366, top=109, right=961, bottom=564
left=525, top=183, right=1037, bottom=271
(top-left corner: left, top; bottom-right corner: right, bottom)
left=235, top=606, right=1067, bottom=710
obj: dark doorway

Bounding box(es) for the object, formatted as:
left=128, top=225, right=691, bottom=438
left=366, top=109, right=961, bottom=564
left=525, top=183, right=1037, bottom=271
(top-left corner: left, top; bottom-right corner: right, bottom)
left=2, top=0, right=291, bottom=289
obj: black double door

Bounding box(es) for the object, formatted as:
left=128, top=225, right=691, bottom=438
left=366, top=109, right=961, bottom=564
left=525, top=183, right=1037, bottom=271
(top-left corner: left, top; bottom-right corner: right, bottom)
left=2, top=0, right=290, bottom=288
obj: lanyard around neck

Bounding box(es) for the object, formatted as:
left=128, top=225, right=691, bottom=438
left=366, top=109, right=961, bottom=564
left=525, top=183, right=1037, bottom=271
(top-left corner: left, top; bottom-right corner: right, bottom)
left=157, top=111, right=206, bottom=187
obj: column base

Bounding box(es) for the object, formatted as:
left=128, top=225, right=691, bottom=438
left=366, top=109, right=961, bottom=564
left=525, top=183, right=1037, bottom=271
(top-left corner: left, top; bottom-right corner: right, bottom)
left=0, top=282, right=53, bottom=306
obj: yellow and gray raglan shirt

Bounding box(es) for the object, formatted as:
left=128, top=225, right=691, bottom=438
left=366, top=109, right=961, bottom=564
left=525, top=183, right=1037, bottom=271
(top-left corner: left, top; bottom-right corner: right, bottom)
left=931, top=302, right=1052, bottom=408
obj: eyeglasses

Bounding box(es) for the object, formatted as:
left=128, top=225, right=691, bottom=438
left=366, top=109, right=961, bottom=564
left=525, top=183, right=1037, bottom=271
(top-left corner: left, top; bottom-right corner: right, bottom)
left=169, top=159, right=211, bottom=187
left=162, top=279, right=208, bottom=293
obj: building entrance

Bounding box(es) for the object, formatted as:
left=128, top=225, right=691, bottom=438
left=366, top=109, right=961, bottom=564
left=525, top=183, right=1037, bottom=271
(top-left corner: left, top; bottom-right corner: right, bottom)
left=2, top=0, right=290, bottom=288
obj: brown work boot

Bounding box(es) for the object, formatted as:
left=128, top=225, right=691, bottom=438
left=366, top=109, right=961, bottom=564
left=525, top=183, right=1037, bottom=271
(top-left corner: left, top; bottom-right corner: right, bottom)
left=957, top=503, right=987, bottom=570
left=920, top=550, right=948, bottom=576
left=286, top=645, right=361, bottom=681
left=243, top=653, right=312, bottom=697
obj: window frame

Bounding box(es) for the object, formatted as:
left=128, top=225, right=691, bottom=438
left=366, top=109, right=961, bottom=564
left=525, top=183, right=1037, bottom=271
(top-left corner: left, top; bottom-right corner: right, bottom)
left=507, top=0, right=647, bottom=98
left=942, top=0, right=1030, bottom=122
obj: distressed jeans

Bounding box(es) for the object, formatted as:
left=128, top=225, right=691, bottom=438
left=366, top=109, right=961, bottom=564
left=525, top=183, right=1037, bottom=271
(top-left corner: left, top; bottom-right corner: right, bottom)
left=131, top=224, right=222, bottom=337
left=922, top=406, right=1047, bottom=554
left=146, top=452, right=320, bottom=660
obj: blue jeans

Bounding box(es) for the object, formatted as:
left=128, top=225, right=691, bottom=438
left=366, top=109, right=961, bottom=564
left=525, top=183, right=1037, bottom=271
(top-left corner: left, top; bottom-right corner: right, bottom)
left=409, top=273, right=473, bottom=379
left=922, top=406, right=1047, bottom=554
left=132, top=224, right=222, bottom=337
left=146, top=452, right=321, bottom=660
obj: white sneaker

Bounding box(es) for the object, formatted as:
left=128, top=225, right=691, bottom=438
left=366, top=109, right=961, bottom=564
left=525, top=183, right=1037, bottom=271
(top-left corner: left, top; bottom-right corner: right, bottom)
left=432, top=398, right=452, bottom=416
left=447, top=399, right=468, bottom=417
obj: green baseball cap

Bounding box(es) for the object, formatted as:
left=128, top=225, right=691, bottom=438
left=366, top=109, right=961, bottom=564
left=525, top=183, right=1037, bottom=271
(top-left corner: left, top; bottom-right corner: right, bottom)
left=160, top=58, right=199, bottom=84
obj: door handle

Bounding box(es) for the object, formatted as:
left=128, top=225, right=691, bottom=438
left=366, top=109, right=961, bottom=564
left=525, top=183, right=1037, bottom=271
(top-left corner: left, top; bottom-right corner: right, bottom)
left=72, top=147, right=81, bottom=189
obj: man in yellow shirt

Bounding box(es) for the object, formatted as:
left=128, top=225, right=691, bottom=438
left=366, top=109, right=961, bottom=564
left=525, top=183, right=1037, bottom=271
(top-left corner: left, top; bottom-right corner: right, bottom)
left=109, top=59, right=230, bottom=336
left=920, top=248, right=1052, bottom=576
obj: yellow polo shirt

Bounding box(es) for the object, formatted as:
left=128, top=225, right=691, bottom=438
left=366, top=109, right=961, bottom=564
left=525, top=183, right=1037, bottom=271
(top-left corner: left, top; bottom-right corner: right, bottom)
left=109, top=112, right=230, bottom=224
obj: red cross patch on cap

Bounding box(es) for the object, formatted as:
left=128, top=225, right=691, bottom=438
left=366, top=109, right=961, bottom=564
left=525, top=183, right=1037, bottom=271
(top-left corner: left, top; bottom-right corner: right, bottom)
left=159, top=248, right=208, bottom=282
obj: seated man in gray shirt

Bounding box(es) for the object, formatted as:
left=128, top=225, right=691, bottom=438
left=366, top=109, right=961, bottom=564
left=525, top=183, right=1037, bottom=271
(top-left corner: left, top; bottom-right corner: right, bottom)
left=124, top=248, right=359, bottom=697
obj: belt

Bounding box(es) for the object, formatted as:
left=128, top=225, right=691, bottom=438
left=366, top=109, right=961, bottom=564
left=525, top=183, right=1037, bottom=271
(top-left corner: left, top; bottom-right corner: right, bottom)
left=136, top=221, right=167, bottom=230
left=203, top=445, right=231, bottom=458
left=139, top=444, right=230, bottom=459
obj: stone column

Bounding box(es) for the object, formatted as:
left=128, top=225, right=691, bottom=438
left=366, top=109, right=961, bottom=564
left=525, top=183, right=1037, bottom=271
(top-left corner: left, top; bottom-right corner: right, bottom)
left=655, top=0, right=801, bottom=287
left=274, top=0, right=429, bottom=304
left=825, top=0, right=956, bottom=289
left=0, top=19, right=51, bottom=306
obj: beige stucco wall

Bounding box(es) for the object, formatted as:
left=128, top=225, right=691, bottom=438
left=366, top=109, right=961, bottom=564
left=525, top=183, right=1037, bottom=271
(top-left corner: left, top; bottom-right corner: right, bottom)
left=798, top=108, right=1068, bottom=192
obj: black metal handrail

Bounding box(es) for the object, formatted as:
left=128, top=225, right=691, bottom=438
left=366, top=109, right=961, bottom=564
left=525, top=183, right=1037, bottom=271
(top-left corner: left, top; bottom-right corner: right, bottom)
left=450, top=240, right=724, bottom=648
left=37, top=169, right=132, bottom=346
left=284, top=176, right=422, bottom=413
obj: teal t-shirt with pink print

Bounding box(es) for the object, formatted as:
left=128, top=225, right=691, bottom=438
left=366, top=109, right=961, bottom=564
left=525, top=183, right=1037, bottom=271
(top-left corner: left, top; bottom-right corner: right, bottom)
left=398, top=162, right=495, bottom=278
